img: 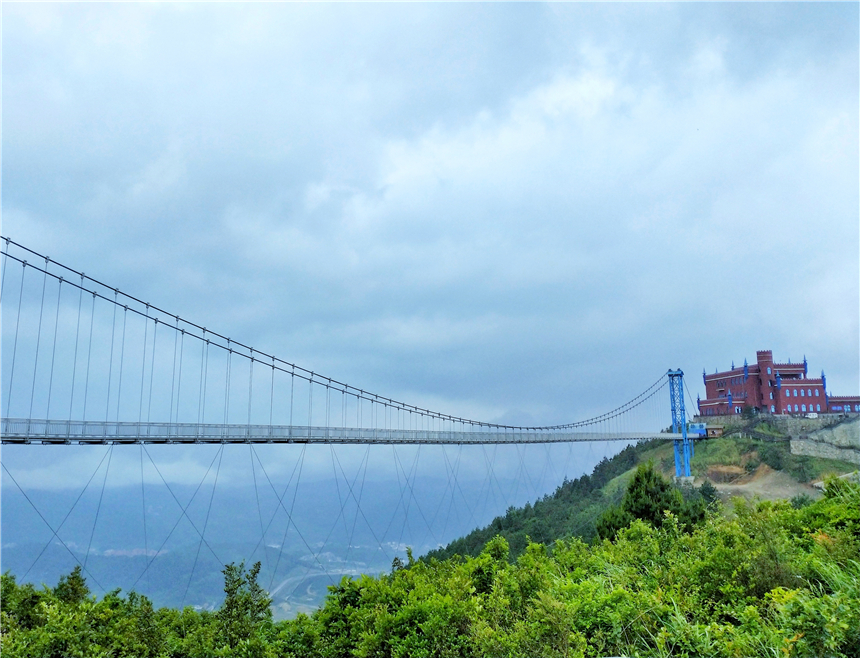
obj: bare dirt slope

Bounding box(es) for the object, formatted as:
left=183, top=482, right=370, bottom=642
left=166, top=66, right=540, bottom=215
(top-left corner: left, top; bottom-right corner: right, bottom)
left=702, top=464, right=820, bottom=503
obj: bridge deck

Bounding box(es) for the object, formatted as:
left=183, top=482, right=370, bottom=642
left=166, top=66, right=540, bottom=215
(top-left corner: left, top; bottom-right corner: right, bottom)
left=1, top=419, right=681, bottom=445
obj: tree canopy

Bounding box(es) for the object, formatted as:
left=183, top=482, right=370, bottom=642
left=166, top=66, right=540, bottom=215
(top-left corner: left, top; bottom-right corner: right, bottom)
left=3, top=476, right=858, bottom=657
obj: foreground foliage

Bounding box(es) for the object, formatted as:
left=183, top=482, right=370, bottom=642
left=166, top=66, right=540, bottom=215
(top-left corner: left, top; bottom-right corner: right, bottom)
left=3, top=476, right=858, bottom=657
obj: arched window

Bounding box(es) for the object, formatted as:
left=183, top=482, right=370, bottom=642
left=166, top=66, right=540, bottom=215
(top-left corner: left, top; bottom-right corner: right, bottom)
left=800, top=389, right=805, bottom=397
left=735, top=406, right=741, bottom=414
left=807, top=389, right=812, bottom=397
left=816, top=404, right=820, bottom=412
left=802, top=404, right=806, bottom=412
left=769, top=392, right=773, bottom=400
left=793, top=389, right=798, bottom=397
left=815, top=390, right=819, bottom=397
left=767, top=367, right=772, bottom=375
left=770, top=405, right=775, bottom=413
left=794, top=404, right=799, bottom=412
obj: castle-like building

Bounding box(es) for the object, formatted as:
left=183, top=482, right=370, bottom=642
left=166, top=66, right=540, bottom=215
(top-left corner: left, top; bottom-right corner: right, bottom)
left=697, top=349, right=860, bottom=416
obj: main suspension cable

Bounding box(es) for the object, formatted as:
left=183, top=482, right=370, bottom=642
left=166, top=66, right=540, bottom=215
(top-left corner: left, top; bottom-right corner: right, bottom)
left=1, top=239, right=671, bottom=432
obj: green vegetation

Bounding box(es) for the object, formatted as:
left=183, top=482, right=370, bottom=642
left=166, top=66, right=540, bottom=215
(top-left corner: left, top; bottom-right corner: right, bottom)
left=427, top=434, right=855, bottom=566
left=426, top=440, right=662, bottom=561
left=3, top=472, right=858, bottom=657
left=688, top=435, right=856, bottom=483
left=594, top=463, right=709, bottom=540
left=751, top=421, right=785, bottom=439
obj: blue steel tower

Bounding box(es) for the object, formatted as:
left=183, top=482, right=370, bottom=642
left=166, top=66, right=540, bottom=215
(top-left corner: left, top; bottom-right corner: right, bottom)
left=668, top=369, right=691, bottom=477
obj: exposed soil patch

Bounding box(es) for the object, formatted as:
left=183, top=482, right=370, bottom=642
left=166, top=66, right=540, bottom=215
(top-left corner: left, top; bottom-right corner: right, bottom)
left=706, top=465, right=746, bottom=483
left=704, top=464, right=821, bottom=503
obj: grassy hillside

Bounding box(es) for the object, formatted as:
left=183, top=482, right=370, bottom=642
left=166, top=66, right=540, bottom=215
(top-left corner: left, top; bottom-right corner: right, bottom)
left=424, top=440, right=651, bottom=561
left=426, top=432, right=857, bottom=563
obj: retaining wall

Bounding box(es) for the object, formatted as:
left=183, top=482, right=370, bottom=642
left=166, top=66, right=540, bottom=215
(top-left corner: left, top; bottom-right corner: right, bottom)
left=692, top=413, right=849, bottom=437
left=790, top=416, right=860, bottom=466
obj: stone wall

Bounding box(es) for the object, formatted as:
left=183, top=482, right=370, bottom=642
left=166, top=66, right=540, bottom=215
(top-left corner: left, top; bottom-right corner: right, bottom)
left=790, top=416, right=860, bottom=466
left=692, top=413, right=849, bottom=437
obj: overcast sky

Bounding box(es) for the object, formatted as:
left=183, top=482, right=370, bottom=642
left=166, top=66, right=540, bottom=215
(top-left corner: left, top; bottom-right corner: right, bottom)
left=2, top=3, right=858, bottom=489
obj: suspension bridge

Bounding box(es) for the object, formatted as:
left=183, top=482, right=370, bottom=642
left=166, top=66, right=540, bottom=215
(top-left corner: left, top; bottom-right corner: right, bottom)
left=0, top=236, right=697, bottom=609
left=0, top=237, right=693, bottom=452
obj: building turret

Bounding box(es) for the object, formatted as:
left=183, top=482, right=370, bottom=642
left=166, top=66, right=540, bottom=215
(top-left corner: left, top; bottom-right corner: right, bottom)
left=743, top=358, right=748, bottom=381
left=803, top=356, right=808, bottom=377
left=822, top=371, right=827, bottom=405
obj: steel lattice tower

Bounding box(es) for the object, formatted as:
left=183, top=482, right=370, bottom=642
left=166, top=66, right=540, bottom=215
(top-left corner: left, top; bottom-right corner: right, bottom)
left=668, top=369, right=691, bottom=478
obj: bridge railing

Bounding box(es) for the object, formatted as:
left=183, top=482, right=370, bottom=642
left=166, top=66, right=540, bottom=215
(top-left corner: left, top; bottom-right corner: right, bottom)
left=1, top=418, right=681, bottom=446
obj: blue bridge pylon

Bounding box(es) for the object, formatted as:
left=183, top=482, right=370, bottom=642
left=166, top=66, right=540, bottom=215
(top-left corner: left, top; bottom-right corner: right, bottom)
left=668, top=369, right=692, bottom=478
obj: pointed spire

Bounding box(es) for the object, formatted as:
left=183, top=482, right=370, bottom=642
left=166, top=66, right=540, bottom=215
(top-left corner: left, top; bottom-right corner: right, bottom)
left=731, top=360, right=735, bottom=370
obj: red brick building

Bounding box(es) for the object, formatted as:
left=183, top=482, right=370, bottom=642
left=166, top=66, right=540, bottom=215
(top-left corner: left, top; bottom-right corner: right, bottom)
left=697, top=350, right=860, bottom=416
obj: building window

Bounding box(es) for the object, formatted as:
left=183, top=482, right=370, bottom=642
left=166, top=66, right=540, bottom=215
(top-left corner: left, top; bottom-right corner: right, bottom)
left=767, top=367, right=771, bottom=374
left=770, top=405, right=775, bottom=413
left=807, top=389, right=811, bottom=397
left=769, top=392, right=773, bottom=399
left=802, top=404, right=806, bottom=412
left=794, top=404, right=799, bottom=412
left=816, top=404, right=821, bottom=412
left=800, top=389, right=805, bottom=397
left=735, top=406, right=741, bottom=414
left=815, top=390, right=819, bottom=397
left=793, top=389, right=797, bottom=397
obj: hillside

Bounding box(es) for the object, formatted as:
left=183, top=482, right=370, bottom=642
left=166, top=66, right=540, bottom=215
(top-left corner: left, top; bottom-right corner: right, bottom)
left=4, top=455, right=859, bottom=657
left=425, top=428, right=858, bottom=562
